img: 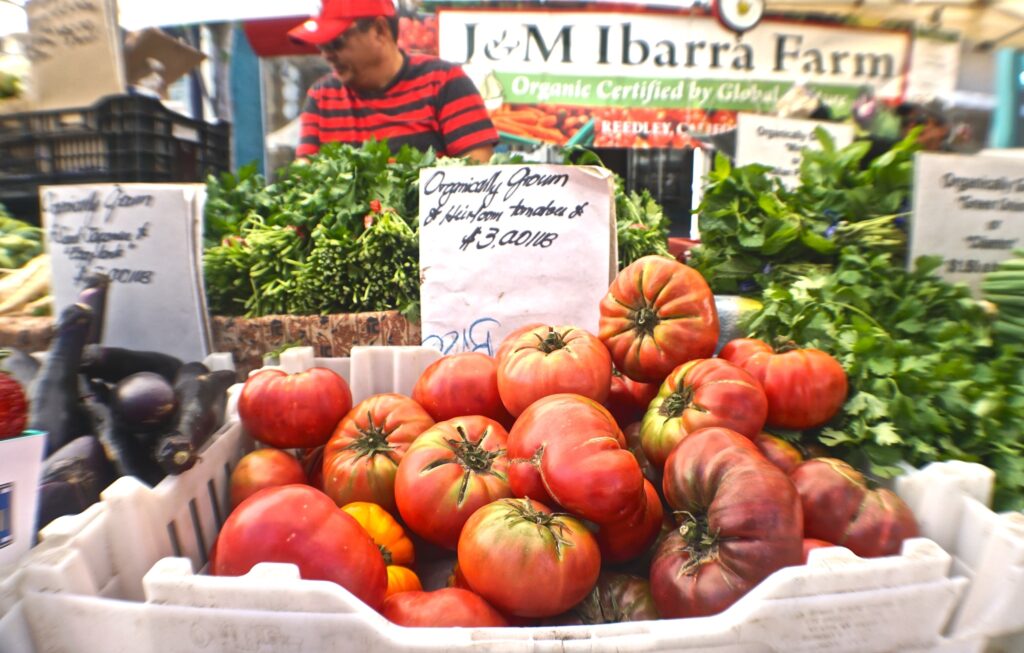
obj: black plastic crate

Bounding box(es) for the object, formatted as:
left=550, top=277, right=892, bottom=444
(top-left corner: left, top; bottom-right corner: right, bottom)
left=0, top=94, right=231, bottom=201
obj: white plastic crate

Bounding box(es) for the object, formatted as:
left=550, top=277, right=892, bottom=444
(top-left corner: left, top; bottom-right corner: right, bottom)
left=1, top=345, right=996, bottom=653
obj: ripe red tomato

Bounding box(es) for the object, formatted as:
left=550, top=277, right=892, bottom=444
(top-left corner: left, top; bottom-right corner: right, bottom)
left=651, top=427, right=803, bottom=618
left=753, top=432, right=804, bottom=475
left=381, top=588, right=509, bottom=627
left=605, top=370, right=658, bottom=427
left=494, top=322, right=545, bottom=364
left=496, top=325, right=612, bottom=417
left=640, top=358, right=767, bottom=470
left=395, top=416, right=512, bottom=549
left=229, top=448, right=307, bottom=509
left=211, top=484, right=387, bottom=609
left=237, top=368, right=352, bottom=449
left=458, top=498, right=600, bottom=618
left=507, top=393, right=645, bottom=524
left=412, top=352, right=513, bottom=427
left=719, top=338, right=848, bottom=430
left=569, top=572, right=661, bottom=624
left=599, top=255, right=719, bottom=383
left=790, top=458, right=919, bottom=558
left=321, top=393, right=434, bottom=512
left=595, top=479, right=663, bottom=563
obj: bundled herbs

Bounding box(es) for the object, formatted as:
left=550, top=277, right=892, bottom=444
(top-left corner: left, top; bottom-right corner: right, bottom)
left=691, top=129, right=916, bottom=295
left=744, top=248, right=1024, bottom=510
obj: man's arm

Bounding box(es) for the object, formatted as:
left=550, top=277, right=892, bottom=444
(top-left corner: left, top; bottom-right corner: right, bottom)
left=461, top=144, right=494, bottom=164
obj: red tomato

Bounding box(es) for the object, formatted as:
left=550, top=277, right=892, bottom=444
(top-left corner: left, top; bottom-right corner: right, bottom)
left=599, top=255, right=719, bottom=383
left=802, top=538, right=835, bottom=563
left=211, top=484, right=387, bottom=609
left=595, top=479, right=664, bottom=563
left=321, top=393, right=434, bottom=512
left=507, top=393, right=645, bottom=524
left=791, top=458, right=919, bottom=558
left=494, top=322, right=545, bottom=364
left=301, top=445, right=325, bottom=491
left=752, top=432, right=804, bottom=475
left=640, top=358, right=768, bottom=470
left=605, top=370, right=659, bottom=427
left=229, top=448, right=307, bottom=509
left=719, top=338, right=848, bottom=430
left=412, top=352, right=513, bottom=427
left=381, top=588, right=509, bottom=627
left=570, top=572, right=661, bottom=624
left=496, top=325, right=612, bottom=417
left=458, top=498, right=600, bottom=618
left=651, top=427, right=803, bottom=618
left=395, top=416, right=512, bottom=549
left=237, top=368, right=352, bottom=449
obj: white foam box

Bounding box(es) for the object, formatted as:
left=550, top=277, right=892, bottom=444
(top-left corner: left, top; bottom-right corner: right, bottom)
left=3, top=346, right=979, bottom=653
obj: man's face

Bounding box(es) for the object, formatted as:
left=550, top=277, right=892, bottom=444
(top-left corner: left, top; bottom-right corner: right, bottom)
left=318, top=19, right=384, bottom=89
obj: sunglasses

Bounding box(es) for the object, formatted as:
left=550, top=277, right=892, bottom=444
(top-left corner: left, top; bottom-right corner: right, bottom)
left=317, top=20, right=374, bottom=52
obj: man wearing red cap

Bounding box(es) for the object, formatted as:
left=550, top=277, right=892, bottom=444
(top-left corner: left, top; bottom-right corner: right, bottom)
left=289, top=0, right=498, bottom=162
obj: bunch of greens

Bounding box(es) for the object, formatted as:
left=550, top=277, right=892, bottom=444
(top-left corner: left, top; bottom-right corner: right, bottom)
left=690, top=129, right=916, bottom=295
left=745, top=248, right=1024, bottom=510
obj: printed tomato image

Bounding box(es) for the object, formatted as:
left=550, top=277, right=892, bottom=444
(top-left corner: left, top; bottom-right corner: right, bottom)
left=599, top=255, right=719, bottom=383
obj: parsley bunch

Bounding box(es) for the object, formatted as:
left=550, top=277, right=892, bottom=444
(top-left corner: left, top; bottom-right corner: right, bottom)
left=745, top=248, right=1024, bottom=510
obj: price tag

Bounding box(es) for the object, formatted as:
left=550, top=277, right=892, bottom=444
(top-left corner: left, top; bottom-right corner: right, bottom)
left=909, top=152, right=1024, bottom=295
left=418, top=164, right=616, bottom=356
left=735, top=113, right=854, bottom=188
left=41, top=184, right=211, bottom=362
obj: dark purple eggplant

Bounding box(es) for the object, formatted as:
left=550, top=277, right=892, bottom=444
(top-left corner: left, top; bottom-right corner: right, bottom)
left=36, top=435, right=118, bottom=532
left=89, top=396, right=165, bottom=486
left=0, top=347, right=40, bottom=390
left=76, top=273, right=109, bottom=346
left=80, top=345, right=183, bottom=384
left=111, top=372, right=177, bottom=434
left=29, top=303, right=95, bottom=455
left=153, top=369, right=235, bottom=475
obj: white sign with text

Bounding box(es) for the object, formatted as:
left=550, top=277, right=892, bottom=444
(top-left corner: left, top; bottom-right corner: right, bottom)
left=419, top=164, right=616, bottom=356
left=735, top=113, right=855, bottom=188
left=910, top=152, right=1024, bottom=295
left=41, top=184, right=211, bottom=361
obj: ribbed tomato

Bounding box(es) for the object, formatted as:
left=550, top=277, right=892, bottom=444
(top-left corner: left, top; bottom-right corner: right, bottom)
left=640, top=358, right=767, bottom=470
left=595, top=479, right=664, bottom=563
left=605, top=370, right=659, bottom=428
left=599, top=255, right=719, bottom=383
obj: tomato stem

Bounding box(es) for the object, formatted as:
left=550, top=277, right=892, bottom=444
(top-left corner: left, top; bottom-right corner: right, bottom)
left=675, top=510, right=719, bottom=574
left=772, top=337, right=800, bottom=354
left=448, top=425, right=501, bottom=474
left=534, top=327, right=572, bottom=354
left=346, top=411, right=395, bottom=458
left=379, top=544, right=393, bottom=566
left=505, top=498, right=573, bottom=558
left=659, top=385, right=695, bottom=418
left=630, top=305, right=661, bottom=337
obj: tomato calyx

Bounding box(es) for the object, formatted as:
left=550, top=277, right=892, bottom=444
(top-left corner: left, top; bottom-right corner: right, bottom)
left=659, top=385, right=696, bottom=418
left=772, top=338, right=800, bottom=354
left=505, top=499, right=573, bottom=558
left=346, top=412, right=396, bottom=459
left=378, top=544, right=394, bottom=565
left=629, top=305, right=661, bottom=337
left=534, top=328, right=573, bottom=354
left=675, top=510, right=719, bottom=574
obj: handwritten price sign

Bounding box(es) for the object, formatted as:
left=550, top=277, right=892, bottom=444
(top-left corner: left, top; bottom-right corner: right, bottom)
left=418, top=164, right=616, bottom=356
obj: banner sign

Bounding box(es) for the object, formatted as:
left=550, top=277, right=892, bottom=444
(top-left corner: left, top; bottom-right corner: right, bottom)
left=910, top=152, right=1024, bottom=296
left=438, top=10, right=910, bottom=148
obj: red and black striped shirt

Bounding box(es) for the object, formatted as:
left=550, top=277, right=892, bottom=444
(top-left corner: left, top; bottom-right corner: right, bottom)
left=297, top=54, right=498, bottom=158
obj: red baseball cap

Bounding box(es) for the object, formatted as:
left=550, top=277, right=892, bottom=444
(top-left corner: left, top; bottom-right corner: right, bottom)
left=288, top=0, right=396, bottom=45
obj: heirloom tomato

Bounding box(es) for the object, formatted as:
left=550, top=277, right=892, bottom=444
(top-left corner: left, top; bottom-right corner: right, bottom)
left=605, top=370, right=659, bottom=427
left=395, top=416, right=512, bottom=549
left=457, top=498, right=600, bottom=618
left=719, top=338, right=848, bottom=430
left=341, top=501, right=420, bottom=598
left=640, top=358, right=767, bottom=470
left=570, top=572, right=660, bottom=624
left=494, top=322, right=545, bottom=364
left=496, top=325, right=611, bottom=417
left=599, top=255, right=719, bottom=383
left=237, top=368, right=352, bottom=449
left=321, top=393, right=434, bottom=512
left=381, top=588, right=509, bottom=627
left=507, top=393, right=645, bottom=523
left=791, top=458, right=919, bottom=558
left=385, top=565, right=422, bottom=597
left=229, top=448, right=307, bottom=509
left=752, top=432, right=804, bottom=475
left=595, top=479, right=664, bottom=563
left=651, top=427, right=803, bottom=618
left=412, top=352, right=513, bottom=427
left=211, top=484, right=387, bottom=609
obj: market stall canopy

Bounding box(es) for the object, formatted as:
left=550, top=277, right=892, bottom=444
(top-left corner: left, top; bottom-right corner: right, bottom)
left=766, top=0, right=1024, bottom=49
left=116, top=0, right=318, bottom=31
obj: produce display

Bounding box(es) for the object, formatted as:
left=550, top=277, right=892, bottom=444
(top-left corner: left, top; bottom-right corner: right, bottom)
left=981, top=248, right=1024, bottom=343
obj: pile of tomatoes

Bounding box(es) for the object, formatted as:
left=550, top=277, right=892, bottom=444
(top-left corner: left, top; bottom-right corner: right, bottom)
left=213, top=255, right=920, bottom=628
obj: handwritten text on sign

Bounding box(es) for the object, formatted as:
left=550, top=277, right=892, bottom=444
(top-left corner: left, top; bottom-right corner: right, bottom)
left=42, top=184, right=210, bottom=361
left=910, top=152, right=1024, bottom=296
left=419, top=165, right=616, bottom=356
left=735, top=113, right=854, bottom=188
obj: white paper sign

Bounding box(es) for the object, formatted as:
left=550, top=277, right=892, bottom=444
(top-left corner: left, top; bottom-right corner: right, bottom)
left=0, top=431, right=46, bottom=566
left=910, top=152, right=1024, bottom=296
left=41, top=184, right=211, bottom=362
left=735, top=113, right=855, bottom=188
left=419, top=164, right=616, bottom=356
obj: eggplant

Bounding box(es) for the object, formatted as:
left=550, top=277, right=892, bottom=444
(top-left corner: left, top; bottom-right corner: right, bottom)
left=29, top=303, right=95, bottom=455
left=80, top=345, right=183, bottom=384
left=111, top=372, right=177, bottom=434
left=76, top=273, right=109, bottom=346
left=153, top=369, right=236, bottom=475
left=90, top=396, right=165, bottom=487
left=0, top=346, right=40, bottom=390
left=36, top=435, right=118, bottom=532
